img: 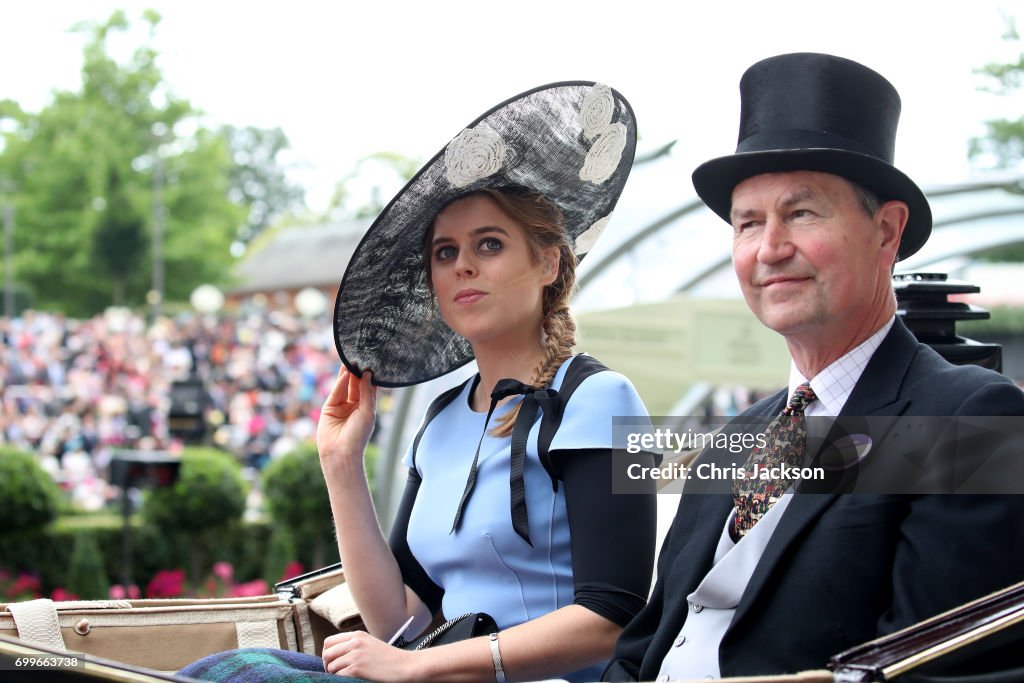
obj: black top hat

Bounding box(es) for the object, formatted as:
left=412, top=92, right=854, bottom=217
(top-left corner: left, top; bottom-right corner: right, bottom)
left=333, top=82, right=637, bottom=387
left=692, top=52, right=931, bottom=260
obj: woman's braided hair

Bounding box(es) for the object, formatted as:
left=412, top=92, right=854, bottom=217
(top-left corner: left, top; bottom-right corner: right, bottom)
left=424, top=187, right=578, bottom=437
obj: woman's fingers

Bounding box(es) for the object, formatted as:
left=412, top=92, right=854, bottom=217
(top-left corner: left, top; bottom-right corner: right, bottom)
left=346, top=368, right=360, bottom=404
left=323, top=367, right=375, bottom=421
left=321, top=631, right=372, bottom=675
left=324, top=367, right=352, bottom=409
left=360, top=370, right=376, bottom=412
left=321, top=630, right=414, bottom=680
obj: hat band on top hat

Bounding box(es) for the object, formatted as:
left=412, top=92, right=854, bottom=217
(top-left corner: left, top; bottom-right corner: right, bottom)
left=736, top=129, right=888, bottom=161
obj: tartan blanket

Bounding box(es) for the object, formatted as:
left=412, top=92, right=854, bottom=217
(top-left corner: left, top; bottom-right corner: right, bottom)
left=178, top=648, right=371, bottom=683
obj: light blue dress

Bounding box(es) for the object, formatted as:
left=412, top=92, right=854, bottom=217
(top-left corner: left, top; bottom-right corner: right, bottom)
left=402, top=355, right=649, bottom=682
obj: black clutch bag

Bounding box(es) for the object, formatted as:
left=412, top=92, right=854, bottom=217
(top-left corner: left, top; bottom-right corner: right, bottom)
left=397, top=612, right=498, bottom=650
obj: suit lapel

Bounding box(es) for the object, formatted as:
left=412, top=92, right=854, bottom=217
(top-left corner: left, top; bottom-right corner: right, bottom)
left=731, top=319, right=920, bottom=626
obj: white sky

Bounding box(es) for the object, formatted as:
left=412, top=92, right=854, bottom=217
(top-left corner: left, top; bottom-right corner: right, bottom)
left=3, top=1, right=1023, bottom=212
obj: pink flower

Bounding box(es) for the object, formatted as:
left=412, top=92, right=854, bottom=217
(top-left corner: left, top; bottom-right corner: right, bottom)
left=278, top=561, right=305, bottom=582
left=109, top=584, right=127, bottom=600
left=51, top=588, right=79, bottom=602
left=127, top=584, right=141, bottom=600
left=229, top=580, right=269, bottom=597
left=212, top=561, right=234, bottom=583
left=146, top=569, right=186, bottom=598
left=7, top=574, right=41, bottom=600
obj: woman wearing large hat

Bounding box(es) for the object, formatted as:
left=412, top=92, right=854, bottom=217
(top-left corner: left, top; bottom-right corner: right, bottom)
left=323, top=81, right=656, bottom=683
left=182, top=82, right=656, bottom=682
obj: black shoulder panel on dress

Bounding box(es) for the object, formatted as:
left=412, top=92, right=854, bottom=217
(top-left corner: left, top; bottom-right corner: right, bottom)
left=537, top=354, right=610, bottom=489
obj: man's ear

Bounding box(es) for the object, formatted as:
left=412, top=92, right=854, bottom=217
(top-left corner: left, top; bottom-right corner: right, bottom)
left=877, top=200, right=909, bottom=267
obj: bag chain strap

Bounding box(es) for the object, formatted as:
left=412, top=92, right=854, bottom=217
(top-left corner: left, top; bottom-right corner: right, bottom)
left=408, top=613, right=473, bottom=650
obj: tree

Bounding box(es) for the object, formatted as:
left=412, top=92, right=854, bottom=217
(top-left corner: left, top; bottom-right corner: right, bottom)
left=969, top=15, right=1024, bottom=262
left=0, top=10, right=243, bottom=315
left=970, top=17, right=1024, bottom=169
left=221, top=125, right=306, bottom=248
left=91, top=167, right=147, bottom=305
left=322, top=151, right=420, bottom=222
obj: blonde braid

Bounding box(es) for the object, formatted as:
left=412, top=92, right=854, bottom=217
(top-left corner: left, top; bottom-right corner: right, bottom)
left=533, top=305, right=577, bottom=389
left=491, top=243, right=577, bottom=437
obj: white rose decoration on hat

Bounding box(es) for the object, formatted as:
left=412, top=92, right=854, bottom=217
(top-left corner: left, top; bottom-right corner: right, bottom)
left=575, top=215, right=610, bottom=255
left=579, top=84, right=615, bottom=140
left=445, top=124, right=508, bottom=188
left=579, top=84, right=627, bottom=184
left=580, top=122, right=627, bottom=184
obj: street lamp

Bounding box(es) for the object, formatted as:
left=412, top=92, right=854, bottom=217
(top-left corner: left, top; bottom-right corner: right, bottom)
left=151, top=122, right=169, bottom=319
left=1, top=177, right=14, bottom=318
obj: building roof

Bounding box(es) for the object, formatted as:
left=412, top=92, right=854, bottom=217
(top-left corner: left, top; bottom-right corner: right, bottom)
left=230, top=219, right=371, bottom=293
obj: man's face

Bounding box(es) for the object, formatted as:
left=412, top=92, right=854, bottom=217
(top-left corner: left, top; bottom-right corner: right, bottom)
left=729, top=171, right=904, bottom=351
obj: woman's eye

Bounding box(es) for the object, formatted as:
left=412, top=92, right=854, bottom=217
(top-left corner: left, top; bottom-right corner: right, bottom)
left=479, top=237, right=503, bottom=252
left=434, top=245, right=457, bottom=261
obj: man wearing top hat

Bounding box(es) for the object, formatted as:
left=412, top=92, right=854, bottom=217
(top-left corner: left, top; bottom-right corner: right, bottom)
left=603, top=53, right=1024, bottom=680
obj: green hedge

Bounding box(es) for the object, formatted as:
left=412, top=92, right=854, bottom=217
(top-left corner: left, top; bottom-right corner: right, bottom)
left=262, top=441, right=355, bottom=571
left=0, top=444, right=351, bottom=597
left=144, top=447, right=247, bottom=532
left=141, top=447, right=249, bottom=582
left=0, top=517, right=275, bottom=597
left=0, top=447, right=62, bottom=533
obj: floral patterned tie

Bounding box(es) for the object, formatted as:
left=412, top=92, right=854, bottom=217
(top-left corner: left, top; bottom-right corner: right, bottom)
left=732, top=383, right=817, bottom=540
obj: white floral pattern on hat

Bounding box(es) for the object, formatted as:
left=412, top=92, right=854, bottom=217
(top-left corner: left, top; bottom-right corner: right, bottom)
left=445, top=125, right=508, bottom=188
left=579, top=122, right=627, bottom=184
left=575, top=215, right=611, bottom=255
left=580, top=84, right=614, bottom=140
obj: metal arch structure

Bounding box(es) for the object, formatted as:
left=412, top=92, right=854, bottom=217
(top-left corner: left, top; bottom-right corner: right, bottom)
left=577, top=199, right=706, bottom=292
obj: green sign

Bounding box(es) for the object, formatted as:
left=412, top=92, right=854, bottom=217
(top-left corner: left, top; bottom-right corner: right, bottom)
left=577, top=297, right=789, bottom=414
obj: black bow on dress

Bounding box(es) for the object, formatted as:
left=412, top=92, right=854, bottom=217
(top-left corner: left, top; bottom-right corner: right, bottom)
left=451, top=378, right=559, bottom=546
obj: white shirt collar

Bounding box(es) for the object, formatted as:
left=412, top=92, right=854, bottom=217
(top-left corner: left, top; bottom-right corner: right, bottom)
left=788, top=317, right=895, bottom=417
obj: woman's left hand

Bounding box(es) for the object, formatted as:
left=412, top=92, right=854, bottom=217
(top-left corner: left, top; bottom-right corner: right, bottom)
left=322, top=630, right=418, bottom=683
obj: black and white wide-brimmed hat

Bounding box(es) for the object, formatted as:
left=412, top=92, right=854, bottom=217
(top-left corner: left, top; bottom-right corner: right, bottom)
left=333, top=81, right=637, bottom=387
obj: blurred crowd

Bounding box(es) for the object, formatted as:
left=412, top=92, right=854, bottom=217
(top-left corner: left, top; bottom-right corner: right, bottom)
left=0, top=307, right=340, bottom=511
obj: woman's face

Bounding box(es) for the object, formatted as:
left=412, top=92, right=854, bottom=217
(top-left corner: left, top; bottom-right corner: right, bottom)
left=428, top=194, right=558, bottom=348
